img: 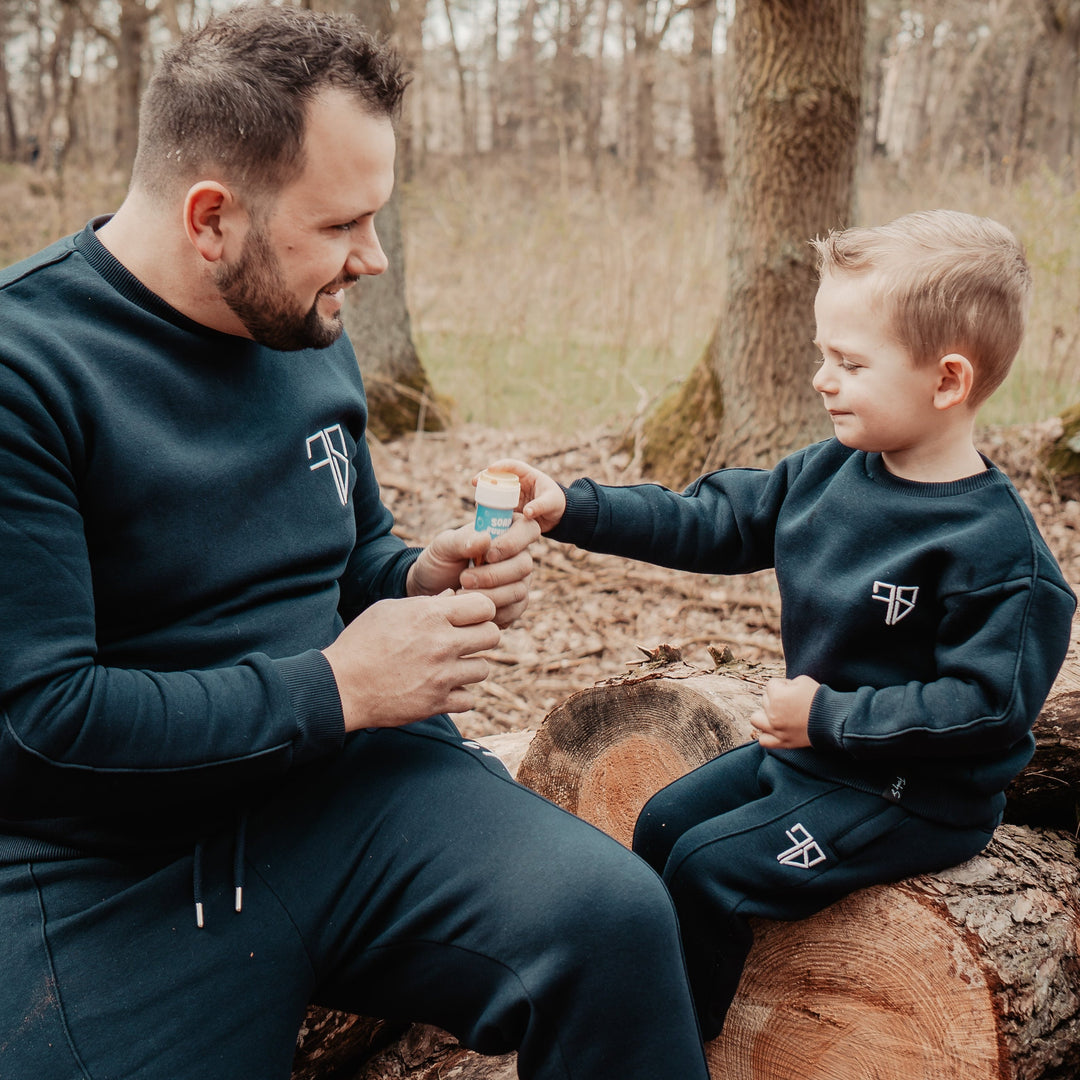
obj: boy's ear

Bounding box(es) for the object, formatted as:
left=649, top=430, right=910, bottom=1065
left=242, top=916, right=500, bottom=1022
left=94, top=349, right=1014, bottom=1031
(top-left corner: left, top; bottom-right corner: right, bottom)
left=933, top=353, right=976, bottom=411
left=183, top=181, right=242, bottom=264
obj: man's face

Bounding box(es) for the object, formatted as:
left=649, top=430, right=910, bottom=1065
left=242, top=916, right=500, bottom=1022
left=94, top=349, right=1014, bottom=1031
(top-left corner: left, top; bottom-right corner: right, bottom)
left=216, top=91, right=397, bottom=351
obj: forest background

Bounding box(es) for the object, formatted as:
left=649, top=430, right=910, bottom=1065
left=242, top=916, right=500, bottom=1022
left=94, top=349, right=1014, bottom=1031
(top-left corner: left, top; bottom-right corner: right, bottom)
left=1, top=0, right=1078, bottom=736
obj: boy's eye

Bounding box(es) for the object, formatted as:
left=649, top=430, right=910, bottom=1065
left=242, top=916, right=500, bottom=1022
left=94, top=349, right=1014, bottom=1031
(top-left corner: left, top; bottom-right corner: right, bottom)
left=840, top=359, right=860, bottom=372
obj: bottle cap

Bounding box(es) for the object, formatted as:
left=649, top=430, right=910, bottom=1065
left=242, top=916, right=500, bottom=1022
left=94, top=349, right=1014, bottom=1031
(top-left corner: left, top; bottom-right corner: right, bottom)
left=474, top=469, right=521, bottom=510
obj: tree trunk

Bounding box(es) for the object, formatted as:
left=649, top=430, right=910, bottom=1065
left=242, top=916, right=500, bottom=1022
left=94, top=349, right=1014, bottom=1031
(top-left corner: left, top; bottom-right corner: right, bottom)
left=688, top=0, right=724, bottom=192
left=113, top=0, right=149, bottom=179
left=0, top=31, right=19, bottom=162
left=1036, top=0, right=1080, bottom=176
left=442, top=0, right=475, bottom=156
left=636, top=0, right=862, bottom=487
left=342, top=188, right=447, bottom=441
left=1042, top=402, right=1080, bottom=498
left=337, top=0, right=446, bottom=442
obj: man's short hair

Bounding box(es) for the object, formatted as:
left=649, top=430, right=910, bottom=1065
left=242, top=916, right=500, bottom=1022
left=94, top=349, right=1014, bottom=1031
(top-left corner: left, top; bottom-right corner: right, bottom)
left=131, top=4, right=409, bottom=204
left=812, top=210, right=1033, bottom=406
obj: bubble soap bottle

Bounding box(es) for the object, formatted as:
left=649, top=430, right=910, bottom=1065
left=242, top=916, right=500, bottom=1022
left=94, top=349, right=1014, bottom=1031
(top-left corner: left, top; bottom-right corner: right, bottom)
left=473, top=469, right=521, bottom=565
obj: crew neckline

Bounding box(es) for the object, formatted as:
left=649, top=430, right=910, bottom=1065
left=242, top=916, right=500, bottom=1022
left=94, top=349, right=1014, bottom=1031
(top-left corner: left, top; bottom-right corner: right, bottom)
left=863, top=451, right=1001, bottom=497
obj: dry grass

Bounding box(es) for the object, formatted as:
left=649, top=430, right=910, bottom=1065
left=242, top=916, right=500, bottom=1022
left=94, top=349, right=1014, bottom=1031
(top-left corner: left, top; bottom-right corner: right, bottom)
left=2, top=153, right=1075, bottom=435
left=403, top=156, right=1079, bottom=436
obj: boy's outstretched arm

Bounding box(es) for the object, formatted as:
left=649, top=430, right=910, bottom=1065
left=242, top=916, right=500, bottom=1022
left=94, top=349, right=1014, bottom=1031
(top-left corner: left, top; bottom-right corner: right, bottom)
left=751, top=675, right=819, bottom=750
left=478, top=458, right=567, bottom=534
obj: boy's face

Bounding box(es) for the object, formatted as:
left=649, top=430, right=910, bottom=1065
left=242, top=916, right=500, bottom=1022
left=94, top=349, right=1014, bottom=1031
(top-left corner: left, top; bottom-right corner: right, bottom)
left=812, top=271, right=943, bottom=457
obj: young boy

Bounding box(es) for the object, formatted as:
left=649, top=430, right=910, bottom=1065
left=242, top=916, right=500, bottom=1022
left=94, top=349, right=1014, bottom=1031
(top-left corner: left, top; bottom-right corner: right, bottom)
left=488, top=210, right=1077, bottom=1040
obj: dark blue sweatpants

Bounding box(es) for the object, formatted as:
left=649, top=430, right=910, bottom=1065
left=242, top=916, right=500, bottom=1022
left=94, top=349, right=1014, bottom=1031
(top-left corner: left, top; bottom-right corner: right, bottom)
left=633, top=741, right=997, bottom=1040
left=0, top=716, right=710, bottom=1080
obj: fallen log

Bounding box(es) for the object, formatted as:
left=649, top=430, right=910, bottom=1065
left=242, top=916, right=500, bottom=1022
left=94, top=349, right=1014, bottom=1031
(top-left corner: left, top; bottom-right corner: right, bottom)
left=1004, top=619, right=1080, bottom=827
left=292, top=622, right=1080, bottom=1080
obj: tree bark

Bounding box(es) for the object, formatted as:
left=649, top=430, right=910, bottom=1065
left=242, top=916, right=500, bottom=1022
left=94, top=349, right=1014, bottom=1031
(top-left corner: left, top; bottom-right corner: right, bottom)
left=113, top=0, right=149, bottom=178
left=337, top=0, right=446, bottom=441
left=688, top=0, right=724, bottom=192
left=1042, top=402, right=1080, bottom=499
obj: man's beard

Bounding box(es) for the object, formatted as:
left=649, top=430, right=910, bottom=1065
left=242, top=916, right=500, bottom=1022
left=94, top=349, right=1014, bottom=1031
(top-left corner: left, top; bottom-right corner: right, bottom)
left=215, top=226, right=348, bottom=352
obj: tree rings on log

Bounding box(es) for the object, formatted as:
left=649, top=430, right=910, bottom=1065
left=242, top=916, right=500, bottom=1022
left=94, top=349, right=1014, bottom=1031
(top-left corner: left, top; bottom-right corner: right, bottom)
left=515, top=668, right=759, bottom=847
left=710, top=824, right=1080, bottom=1080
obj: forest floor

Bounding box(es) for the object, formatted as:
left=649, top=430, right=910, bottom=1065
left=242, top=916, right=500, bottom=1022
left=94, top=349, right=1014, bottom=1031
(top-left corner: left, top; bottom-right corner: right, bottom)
left=370, top=419, right=1080, bottom=741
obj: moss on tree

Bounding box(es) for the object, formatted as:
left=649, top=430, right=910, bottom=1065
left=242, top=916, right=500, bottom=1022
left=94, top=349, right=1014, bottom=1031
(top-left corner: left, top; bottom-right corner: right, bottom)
left=624, top=345, right=725, bottom=491
left=1045, top=403, right=1080, bottom=484
left=363, top=369, right=449, bottom=443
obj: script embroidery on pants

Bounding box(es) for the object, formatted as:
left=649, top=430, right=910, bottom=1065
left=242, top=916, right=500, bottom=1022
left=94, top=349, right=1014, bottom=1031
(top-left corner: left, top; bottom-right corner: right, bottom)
left=871, top=580, right=919, bottom=625
left=306, top=425, right=350, bottom=507
left=776, top=823, right=827, bottom=868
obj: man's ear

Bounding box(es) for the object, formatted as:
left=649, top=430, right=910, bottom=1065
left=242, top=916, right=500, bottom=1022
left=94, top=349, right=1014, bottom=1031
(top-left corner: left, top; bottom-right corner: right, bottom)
left=183, top=181, right=239, bottom=264
left=933, top=353, right=976, bottom=411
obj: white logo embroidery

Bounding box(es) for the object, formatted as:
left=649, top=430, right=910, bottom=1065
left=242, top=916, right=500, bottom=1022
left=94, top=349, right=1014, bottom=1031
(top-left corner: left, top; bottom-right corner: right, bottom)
left=306, top=425, right=350, bottom=507
left=872, top=580, right=919, bottom=626
left=777, top=823, right=827, bottom=869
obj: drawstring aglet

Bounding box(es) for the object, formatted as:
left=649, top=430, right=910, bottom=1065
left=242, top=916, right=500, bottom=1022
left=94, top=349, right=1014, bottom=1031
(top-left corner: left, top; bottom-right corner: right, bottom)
left=235, top=886, right=243, bottom=913
left=195, top=901, right=205, bottom=929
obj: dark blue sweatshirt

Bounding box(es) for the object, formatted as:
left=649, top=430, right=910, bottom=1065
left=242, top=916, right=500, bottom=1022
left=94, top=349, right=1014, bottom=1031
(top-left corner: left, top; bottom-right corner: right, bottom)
left=550, top=442, right=1076, bottom=827
left=0, top=220, right=420, bottom=858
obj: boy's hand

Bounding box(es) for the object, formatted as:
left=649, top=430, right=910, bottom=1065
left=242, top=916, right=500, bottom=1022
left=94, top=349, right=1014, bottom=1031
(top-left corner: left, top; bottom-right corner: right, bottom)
left=750, top=675, right=819, bottom=750
left=478, top=459, right=567, bottom=534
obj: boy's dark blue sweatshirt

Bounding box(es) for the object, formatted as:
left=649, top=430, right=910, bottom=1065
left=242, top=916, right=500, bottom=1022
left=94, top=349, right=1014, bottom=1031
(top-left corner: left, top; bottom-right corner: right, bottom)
left=0, top=220, right=421, bottom=858
left=550, top=441, right=1076, bottom=827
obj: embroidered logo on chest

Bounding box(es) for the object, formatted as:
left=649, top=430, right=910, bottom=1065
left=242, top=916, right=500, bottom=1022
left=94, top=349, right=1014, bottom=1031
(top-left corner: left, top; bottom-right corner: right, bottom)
left=872, top=580, right=919, bottom=625
left=306, top=425, right=350, bottom=507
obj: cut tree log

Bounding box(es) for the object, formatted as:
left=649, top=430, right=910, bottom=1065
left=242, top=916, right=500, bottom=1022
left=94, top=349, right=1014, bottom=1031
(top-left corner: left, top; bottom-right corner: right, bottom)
left=1004, top=620, right=1080, bottom=828
left=292, top=622, right=1080, bottom=1080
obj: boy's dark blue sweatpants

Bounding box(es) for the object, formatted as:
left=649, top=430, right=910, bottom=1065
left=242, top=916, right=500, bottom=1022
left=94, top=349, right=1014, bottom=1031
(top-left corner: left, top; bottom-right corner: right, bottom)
left=633, top=741, right=997, bottom=1041
left=0, top=716, right=710, bottom=1080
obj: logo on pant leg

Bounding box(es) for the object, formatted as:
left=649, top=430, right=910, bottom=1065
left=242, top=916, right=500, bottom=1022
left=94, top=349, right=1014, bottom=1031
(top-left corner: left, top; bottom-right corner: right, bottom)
left=777, top=822, right=827, bottom=868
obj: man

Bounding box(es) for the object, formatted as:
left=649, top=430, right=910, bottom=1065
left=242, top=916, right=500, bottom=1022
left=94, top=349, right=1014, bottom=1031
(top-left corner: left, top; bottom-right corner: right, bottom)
left=0, top=6, right=710, bottom=1079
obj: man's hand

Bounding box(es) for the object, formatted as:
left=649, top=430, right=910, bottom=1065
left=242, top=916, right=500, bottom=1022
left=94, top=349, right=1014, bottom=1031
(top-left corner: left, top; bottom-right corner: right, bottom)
left=407, top=516, right=540, bottom=628
left=749, top=675, right=819, bottom=750
left=323, top=591, right=500, bottom=731
left=479, top=459, right=567, bottom=535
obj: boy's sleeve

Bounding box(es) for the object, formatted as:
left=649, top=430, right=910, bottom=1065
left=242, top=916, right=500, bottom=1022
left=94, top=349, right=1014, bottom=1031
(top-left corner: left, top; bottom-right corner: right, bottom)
left=546, top=452, right=811, bottom=575
left=808, top=568, right=1076, bottom=761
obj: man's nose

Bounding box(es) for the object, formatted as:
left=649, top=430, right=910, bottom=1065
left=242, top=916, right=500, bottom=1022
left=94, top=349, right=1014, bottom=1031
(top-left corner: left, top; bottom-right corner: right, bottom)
left=347, top=228, right=388, bottom=277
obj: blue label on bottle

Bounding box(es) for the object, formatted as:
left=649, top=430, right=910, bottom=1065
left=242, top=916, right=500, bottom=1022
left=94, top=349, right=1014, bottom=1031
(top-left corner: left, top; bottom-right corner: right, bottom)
left=475, top=504, right=514, bottom=536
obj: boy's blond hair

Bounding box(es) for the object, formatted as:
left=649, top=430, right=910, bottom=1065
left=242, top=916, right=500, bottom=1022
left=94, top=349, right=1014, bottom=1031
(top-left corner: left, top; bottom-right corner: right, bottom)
left=811, top=210, right=1033, bottom=407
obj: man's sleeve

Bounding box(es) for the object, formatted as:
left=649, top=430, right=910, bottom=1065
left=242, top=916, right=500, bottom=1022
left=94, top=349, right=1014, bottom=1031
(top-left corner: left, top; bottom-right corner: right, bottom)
left=0, top=365, right=344, bottom=818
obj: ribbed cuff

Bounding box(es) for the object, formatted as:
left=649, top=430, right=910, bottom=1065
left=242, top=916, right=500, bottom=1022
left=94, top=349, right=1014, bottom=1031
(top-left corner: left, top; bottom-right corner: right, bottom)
left=273, top=650, right=345, bottom=763
left=546, top=479, right=600, bottom=543
left=807, top=685, right=857, bottom=753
